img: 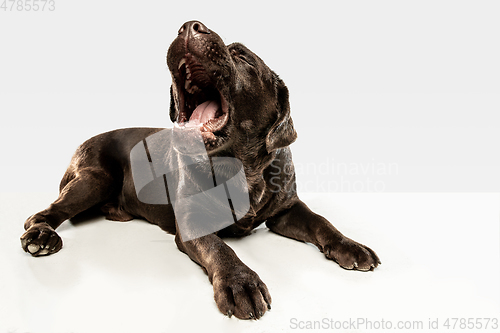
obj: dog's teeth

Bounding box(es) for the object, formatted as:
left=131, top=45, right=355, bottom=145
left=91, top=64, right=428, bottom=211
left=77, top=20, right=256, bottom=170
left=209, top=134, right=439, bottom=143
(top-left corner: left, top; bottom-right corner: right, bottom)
left=184, top=78, right=200, bottom=94
left=178, top=58, right=186, bottom=69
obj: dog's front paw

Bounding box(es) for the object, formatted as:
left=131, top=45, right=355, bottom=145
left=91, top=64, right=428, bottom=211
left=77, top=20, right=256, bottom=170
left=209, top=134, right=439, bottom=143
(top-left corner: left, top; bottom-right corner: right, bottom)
left=323, top=238, right=381, bottom=271
left=20, top=222, right=63, bottom=257
left=212, top=266, right=272, bottom=320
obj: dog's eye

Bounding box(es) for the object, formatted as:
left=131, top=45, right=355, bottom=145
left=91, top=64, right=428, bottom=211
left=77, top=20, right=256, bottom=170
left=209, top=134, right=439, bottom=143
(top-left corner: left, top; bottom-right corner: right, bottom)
left=239, top=56, right=254, bottom=66
left=231, top=49, right=254, bottom=67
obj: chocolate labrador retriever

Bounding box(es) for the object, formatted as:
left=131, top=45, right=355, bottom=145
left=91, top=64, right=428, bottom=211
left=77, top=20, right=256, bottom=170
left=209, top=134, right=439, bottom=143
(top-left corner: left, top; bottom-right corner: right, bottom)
left=20, top=21, right=380, bottom=319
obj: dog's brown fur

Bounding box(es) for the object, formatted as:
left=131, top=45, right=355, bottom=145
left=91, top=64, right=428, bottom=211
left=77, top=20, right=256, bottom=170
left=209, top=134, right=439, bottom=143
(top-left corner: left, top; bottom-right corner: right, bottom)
left=21, top=21, right=380, bottom=320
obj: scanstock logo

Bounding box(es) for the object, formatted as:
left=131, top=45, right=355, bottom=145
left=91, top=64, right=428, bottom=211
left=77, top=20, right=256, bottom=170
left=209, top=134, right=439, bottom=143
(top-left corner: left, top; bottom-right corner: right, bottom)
left=130, top=126, right=250, bottom=241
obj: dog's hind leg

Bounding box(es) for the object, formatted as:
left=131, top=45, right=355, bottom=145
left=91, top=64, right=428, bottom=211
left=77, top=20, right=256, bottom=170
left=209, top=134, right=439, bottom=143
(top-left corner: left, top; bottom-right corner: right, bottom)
left=20, top=168, right=115, bottom=256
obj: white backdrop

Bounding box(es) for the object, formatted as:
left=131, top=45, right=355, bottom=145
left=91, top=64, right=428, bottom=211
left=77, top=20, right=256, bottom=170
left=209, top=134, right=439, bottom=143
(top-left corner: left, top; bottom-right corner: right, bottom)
left=1, top=0, right=499, bottom=192
left=0, top=1, right=499, bottom=333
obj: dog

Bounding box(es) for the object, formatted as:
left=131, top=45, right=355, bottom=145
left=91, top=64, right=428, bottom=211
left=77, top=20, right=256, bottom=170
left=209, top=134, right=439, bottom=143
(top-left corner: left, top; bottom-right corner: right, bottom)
left=20, top=21, right=380, bottom=320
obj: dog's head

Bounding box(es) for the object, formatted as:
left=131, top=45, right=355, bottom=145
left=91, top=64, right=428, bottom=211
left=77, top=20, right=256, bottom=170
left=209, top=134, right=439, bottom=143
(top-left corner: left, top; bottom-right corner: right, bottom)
left=166, top=21, right=297, bottom=155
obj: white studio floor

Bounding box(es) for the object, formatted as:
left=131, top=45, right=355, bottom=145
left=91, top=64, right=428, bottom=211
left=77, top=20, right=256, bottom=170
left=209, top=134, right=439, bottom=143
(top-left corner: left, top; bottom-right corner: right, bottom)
left=1, top=192, right=499, bottom=333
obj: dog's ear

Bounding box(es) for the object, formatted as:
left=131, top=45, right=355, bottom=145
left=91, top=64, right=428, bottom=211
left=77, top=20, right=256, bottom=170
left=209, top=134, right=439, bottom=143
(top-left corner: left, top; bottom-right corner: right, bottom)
left=265, top=77, right=297, bottom=153
left=169, top=86, right=177, bottom=123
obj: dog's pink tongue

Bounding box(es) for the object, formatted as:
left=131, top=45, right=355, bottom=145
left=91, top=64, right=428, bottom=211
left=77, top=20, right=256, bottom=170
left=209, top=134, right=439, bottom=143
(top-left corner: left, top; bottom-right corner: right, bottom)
left=186, top=100, right=219, bottom=127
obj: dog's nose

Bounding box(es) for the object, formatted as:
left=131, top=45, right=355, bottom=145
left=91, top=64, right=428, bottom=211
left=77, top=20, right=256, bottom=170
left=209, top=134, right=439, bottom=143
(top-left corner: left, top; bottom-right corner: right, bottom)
left=178, top=21, right=210, bottom=37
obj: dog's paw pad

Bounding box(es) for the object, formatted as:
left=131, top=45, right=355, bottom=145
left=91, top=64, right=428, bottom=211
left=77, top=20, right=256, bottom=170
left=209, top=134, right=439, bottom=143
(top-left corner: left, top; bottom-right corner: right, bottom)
left=27, top=244, right=40, bottom=254
left=20, top=223, right=63, bottom=257
left=38, top=247, right=51, bottom=256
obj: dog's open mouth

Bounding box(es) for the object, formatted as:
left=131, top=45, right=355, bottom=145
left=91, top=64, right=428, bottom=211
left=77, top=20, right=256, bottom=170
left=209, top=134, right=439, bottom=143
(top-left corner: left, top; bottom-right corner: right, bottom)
left=176, top=54, right=229, bottom=141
